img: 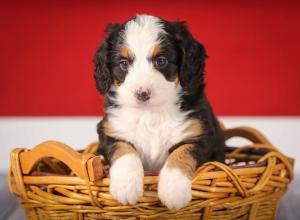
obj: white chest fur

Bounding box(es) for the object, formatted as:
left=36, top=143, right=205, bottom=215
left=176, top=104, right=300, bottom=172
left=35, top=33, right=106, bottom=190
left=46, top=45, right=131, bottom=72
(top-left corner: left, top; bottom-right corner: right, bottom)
left=108, top=106, right=191, bottom=170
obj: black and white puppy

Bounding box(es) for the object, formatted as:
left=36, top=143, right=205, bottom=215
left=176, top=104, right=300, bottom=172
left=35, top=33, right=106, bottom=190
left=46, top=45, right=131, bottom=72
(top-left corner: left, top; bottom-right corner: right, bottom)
left=94, top=14, right=225, bottom=210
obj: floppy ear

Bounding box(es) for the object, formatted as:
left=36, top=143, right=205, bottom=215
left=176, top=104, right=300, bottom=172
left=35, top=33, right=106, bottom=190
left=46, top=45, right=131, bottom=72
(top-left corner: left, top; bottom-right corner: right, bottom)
left=94, top=23, right=120, bottom=95
left=171, top=22, right=207, bottom=95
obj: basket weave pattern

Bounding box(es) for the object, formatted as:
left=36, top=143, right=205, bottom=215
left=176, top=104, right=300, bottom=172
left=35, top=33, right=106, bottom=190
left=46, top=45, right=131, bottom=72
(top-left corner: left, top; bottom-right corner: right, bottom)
left=8, top=126, right=293, bottom=220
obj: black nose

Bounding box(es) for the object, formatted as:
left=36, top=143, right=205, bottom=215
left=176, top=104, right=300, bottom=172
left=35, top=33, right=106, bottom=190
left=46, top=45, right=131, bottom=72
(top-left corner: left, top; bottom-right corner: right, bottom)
left=135, top=89, right=151, bottom=102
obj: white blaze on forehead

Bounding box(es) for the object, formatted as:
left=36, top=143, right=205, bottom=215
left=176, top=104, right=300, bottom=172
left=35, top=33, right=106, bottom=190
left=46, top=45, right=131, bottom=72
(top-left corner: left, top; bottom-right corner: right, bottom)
left=124, top=15, right=165, bottom=58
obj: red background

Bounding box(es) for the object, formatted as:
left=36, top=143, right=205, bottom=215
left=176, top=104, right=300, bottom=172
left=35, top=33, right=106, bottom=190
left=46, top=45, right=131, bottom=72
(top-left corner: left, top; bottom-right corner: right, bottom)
left=1, top=1, right=300, bottom=116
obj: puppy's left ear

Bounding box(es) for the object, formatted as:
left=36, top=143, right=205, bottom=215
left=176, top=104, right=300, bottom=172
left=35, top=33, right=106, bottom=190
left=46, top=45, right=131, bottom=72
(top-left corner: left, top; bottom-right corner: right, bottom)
left=170, top=22, right=207, bottom=95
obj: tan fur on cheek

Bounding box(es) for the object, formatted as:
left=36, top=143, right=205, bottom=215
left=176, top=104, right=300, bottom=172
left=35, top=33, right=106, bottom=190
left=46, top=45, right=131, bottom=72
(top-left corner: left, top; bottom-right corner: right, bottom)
left=111, top=141, right=137, bottom=164
left=174, top=75, right=180, bottom=86
left=113, top=80, right=121, bottom=87
left=166, top=144, right=197, bottom=179
left=184, top=119, right=203, bottom=140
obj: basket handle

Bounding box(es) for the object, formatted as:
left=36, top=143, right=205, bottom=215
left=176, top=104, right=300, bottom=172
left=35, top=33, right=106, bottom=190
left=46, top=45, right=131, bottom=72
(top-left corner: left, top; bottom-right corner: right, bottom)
left=18, top=141, right=103, bottom=181
left=223, top=126, right=281, bottom=159
left=223, top=126, right=273, bottom=145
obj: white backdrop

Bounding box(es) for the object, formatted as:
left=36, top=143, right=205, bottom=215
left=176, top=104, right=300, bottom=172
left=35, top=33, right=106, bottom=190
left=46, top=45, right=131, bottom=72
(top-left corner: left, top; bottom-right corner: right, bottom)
left=0, top=116, right=298, bottom=173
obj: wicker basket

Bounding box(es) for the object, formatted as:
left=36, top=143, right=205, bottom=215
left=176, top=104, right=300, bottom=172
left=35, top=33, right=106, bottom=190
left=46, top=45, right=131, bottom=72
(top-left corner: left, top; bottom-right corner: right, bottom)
left=8, top=125, right=294, bottom=220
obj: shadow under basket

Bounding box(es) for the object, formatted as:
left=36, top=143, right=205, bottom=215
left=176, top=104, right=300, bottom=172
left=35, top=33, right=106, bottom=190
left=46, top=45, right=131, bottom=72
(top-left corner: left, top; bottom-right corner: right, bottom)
left=8, top=125, right=294, bottom=220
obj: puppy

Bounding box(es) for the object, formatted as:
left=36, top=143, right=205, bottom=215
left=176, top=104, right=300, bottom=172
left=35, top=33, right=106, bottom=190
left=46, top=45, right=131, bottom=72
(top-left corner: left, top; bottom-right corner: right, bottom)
left=94, top=14, right=225, bottom=210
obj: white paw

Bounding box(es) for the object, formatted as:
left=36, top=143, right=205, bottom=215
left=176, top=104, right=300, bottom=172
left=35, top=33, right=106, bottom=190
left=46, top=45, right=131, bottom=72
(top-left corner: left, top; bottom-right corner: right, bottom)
left=158, top=166, right=192, bottom=210
left=109, top=154, right=144, bottom=205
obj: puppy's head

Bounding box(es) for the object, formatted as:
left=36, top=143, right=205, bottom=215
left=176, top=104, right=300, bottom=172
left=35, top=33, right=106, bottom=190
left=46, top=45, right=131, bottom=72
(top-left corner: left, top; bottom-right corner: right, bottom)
left=94, top=14, right=206, bottom=109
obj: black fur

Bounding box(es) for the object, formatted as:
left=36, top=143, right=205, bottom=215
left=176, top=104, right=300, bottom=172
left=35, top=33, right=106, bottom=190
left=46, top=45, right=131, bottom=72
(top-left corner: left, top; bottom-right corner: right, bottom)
left=94, top=23, right=123, bottom=95
left=163, top=21, right=206, bottom=96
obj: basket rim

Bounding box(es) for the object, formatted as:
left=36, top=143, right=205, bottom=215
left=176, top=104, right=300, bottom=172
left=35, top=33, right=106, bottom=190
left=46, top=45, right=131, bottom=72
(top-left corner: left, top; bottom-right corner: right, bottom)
left=24, top=145, right=294, bottom=179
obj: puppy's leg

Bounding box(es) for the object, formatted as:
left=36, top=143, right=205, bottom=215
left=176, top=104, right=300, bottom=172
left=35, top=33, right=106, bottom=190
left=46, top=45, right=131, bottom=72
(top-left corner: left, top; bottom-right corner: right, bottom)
left=109, top=141, right=144, bottom=205
left=158, top=144, right=197, bottom=210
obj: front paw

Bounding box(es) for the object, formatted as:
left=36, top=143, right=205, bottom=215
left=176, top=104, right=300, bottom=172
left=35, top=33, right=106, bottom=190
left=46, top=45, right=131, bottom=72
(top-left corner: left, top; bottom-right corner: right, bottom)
left=158, top=167, right=192, bottom=210
left=109, top=154, right=144, bottom=205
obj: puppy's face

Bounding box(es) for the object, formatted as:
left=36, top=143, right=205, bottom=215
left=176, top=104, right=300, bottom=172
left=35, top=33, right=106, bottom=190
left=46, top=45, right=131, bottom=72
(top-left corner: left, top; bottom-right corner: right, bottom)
left=94, top=15, right=206, bottom=109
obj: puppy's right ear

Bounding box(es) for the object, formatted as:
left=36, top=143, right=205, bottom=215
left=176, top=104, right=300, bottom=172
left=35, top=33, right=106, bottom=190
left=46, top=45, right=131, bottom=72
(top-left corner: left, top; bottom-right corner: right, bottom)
left=94, top=23, right=120, bottom=95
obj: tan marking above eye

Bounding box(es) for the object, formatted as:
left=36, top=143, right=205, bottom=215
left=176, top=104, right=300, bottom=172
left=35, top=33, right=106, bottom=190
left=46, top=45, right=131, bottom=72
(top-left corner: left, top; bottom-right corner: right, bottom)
left=120, top=46, right=134, bottom=60
left=150, top=44, right=162, bottom=59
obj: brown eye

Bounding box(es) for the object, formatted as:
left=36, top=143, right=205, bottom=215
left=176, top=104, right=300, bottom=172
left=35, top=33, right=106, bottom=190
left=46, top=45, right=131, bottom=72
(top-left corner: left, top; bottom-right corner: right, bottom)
left=154, top=56, right=168, bottom=68
left=120, top=59, right=129, bottom=71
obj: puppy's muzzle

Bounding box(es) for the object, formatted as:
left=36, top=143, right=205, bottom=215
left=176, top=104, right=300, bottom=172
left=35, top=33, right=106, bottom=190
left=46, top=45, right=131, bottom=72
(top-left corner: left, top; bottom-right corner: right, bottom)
left=135, top=88, right=151, bottom=102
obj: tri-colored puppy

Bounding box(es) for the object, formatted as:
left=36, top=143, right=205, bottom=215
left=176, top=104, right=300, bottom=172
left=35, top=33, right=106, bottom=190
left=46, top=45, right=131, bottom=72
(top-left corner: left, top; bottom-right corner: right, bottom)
left=94, top=14, right=225, bottom=210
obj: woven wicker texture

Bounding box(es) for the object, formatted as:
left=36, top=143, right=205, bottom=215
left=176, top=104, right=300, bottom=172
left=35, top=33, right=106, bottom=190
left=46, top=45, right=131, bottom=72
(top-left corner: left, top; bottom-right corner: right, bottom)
left=8, top=126, right=294, bottom=220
